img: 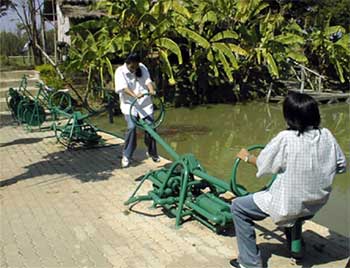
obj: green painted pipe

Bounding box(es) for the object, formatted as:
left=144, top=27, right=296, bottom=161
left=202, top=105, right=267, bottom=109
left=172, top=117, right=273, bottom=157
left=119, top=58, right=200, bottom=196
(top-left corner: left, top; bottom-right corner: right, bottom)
left=200, top=192, right=231, bottom=210
left=141, top=121, right=180, bottom=160
left=185, top=201, right=225, bottom=224
left=191, top=214, right=217, bottom=232
left=148, top=191, right=179, bottom=205
left=195, top=195, right=227, bottom=215
left=124, top=195, right=153, bottom=204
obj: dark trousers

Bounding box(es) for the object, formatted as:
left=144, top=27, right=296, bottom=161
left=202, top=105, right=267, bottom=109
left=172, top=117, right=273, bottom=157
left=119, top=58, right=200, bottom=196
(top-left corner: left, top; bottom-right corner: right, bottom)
left=123, top=114, right=158, bottom=159
left=231, top=194, right=269, bottom=268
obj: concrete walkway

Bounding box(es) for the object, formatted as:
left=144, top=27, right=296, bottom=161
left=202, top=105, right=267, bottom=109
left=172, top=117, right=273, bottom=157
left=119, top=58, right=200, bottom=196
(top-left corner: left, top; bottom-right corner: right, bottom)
left=0, top=116, right=349, bottom=268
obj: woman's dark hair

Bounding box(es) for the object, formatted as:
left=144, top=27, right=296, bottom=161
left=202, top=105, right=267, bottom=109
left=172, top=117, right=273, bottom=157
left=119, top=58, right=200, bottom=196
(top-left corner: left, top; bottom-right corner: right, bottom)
left=125, top=53, right=142, bottom=77
left=283, top=91, right=321, bottom=134
left=125, top=53, right=140, bottom=64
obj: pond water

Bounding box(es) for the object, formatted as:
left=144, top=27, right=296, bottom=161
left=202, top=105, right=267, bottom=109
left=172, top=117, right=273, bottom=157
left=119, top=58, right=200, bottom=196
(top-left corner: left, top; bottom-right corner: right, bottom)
left=92, top=102, right=350, bottom=237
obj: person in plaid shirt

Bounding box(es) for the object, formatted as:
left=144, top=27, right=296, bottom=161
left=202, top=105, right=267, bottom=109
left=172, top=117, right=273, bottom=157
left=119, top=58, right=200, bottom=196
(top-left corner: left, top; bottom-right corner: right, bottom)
left=230, top=92, right=347, bottom=268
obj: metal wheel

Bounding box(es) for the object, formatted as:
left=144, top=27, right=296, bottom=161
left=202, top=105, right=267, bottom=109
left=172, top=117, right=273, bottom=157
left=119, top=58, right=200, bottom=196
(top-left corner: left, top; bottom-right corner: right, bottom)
left=129, top=94, right=165, bottom=129
left=230, top=144, right=276, bottom=196
left=49, top=91, right=72, bottom=113
left=16, top=98, right=32, bottom=123
left=22, top=102, right=46, bottom=126
left=53, top=122, right=72, bottom=148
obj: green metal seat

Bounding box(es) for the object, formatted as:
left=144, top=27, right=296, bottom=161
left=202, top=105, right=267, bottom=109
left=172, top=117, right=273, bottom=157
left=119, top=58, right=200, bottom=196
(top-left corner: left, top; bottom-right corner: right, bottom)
left=285, top=216, right=313, bottom=259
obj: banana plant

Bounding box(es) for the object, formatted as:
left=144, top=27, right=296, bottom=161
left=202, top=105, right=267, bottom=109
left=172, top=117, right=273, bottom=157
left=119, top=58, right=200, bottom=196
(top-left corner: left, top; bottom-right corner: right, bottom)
left=308, top=21, right=349, bottom=83
left=95, top=0, right=184, bottom=85
left=235, top=0, right=307, bottom=81
left=63, top=0, right=348, bottom=106
left=175, top=0, right=247, bottom=83
left=65, top=28, right=115, bottom=109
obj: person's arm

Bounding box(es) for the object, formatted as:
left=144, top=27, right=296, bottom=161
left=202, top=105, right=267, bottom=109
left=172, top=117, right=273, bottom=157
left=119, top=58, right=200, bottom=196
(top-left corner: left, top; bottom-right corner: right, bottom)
left=146, top=82, right=156, bottom=96
left=124, top=87, right=144, bottom=98
left=141, top=63, right=156, bottom=95
left=334, top=139, right=347, bottom=174
left=236, top=148, right=257, bottom=166
left=237, top=132, right=288, bottom=178
left=115, top=68, right=143, bottom=98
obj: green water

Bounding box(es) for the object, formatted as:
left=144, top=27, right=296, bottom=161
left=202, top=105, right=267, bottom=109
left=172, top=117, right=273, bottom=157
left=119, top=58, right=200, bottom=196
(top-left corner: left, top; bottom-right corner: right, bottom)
left=92, top=102, right=350, bottom=237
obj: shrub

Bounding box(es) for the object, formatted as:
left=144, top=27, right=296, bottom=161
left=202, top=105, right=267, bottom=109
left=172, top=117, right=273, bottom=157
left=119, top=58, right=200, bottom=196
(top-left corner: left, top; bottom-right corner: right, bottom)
left=35, top=64, right=65, bottom=89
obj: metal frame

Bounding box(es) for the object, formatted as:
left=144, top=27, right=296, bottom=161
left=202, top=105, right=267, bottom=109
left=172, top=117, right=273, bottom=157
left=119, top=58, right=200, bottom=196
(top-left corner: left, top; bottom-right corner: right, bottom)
left=125, top=95, right=306, bottom=258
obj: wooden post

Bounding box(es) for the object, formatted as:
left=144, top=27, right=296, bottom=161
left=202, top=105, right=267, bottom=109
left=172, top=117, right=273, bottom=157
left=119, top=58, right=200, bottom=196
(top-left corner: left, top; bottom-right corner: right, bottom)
left=52, top=0, right=57, bottom=63
left=318, top=76, right=322, bottom=92
left=300, top=66, right=305, bottom=93
left=40, top=4, right=47, bottom=64
left=266, top=83, right=273, bottom=103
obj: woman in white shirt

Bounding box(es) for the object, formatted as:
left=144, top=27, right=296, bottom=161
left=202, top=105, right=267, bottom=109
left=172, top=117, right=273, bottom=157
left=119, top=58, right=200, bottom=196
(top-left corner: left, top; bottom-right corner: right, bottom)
left=230, top=92, right=347, bottom=268
left=115, top=53, right=160, bottom=168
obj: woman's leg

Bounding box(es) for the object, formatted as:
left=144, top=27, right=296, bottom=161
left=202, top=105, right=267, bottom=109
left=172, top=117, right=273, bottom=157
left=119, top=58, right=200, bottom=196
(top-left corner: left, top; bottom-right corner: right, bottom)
left=231, top=195, right=269, bottom=268
left=123, top=115, right=137, bottom=159
left=143, top=115, right=158, bottom=158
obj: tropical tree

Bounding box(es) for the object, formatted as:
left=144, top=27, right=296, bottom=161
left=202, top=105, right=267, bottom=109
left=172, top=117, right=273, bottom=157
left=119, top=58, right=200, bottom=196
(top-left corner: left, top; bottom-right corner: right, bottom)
left=0, top=0, right=12, bottom=17
left=64, top=27, right=115, bottom=109
left=93, top=0, right=184, bottom=84
left=175, top=0, right=246, bottom=83
left=66, top=0, right=187, bottom=108
left=307, top=20, right=350, bottom=83
left=282, top=0, right=350, bottom=84
left=63, top=0, right=349, bottom=107
left=233, top=1, right=307, bottom=82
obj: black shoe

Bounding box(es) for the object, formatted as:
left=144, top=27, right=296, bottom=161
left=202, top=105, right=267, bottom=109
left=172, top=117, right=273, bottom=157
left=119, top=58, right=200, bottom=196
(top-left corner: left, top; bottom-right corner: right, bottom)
left=151, top=156, right=160, bottom=162
left=229, top=259, right=245, bottom=268
left=146, top=152, right=161, bottom=162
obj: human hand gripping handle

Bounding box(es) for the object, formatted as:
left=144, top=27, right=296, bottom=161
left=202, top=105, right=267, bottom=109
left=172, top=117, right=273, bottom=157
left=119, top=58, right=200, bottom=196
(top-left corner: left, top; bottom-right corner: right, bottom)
left=136, top=92, right=145, bottom=98
left=123, top=88, right=145, bottom=99
left=147, top=82, right=156, bottom=96
left=237, top=148, right=257, bottom=166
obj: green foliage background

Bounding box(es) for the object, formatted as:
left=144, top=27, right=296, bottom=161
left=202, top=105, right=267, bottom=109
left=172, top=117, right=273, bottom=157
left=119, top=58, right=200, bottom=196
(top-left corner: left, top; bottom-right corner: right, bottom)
left=64, top=0, right=349, bottom=106
left=2, top=0, right=349, bottom=106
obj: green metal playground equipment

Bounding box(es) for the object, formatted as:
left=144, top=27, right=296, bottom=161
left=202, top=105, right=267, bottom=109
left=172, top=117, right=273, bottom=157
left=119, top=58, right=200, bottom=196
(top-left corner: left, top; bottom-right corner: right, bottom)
left=51, top=107, right=102, bottom=148
left=125, top=94, right=305, bottom=259
left=49, top=90, right=122, bottom=148
left=6, top=75, right=72, bottom=130
left=6, top=75, right=27, bottom=120
left=6, top=76, right=117, bottom=148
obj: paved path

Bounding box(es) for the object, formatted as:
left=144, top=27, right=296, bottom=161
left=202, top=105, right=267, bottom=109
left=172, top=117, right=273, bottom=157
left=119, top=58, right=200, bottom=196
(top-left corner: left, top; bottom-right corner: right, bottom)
left=0, top=117, right=349, bottom=268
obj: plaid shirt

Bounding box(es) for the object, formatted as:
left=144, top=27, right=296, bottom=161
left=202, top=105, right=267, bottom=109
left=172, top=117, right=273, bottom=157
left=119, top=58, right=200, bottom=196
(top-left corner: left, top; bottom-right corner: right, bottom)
left=253, top=128, right=347, bottom=226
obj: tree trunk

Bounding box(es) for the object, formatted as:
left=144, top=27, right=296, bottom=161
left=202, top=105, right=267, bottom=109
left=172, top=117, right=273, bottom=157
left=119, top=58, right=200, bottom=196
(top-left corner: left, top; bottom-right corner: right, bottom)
left=28, top=0, right=42, bottom=65
left=40, top=5, right=47, bottom=64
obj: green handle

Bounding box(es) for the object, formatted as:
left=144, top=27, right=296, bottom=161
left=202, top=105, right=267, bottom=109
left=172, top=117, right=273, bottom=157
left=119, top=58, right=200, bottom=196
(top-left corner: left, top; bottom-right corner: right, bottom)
left=230, top=144, right=276, bottom=196
left=129, top=93, right=165, bottom=129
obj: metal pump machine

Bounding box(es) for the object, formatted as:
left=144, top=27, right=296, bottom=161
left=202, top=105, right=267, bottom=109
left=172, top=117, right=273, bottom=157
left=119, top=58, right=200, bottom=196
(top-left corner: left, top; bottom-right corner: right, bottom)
left=124, top=95, right=306, bottom=259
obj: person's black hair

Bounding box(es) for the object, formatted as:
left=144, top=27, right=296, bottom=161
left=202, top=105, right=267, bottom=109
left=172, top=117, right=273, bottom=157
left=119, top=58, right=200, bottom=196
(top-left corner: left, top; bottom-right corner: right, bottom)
left=283, top=91, right=321, bottom=135
left=125, top=53, right=142, bottom=77
left=125, top=53, right=140, bottom=64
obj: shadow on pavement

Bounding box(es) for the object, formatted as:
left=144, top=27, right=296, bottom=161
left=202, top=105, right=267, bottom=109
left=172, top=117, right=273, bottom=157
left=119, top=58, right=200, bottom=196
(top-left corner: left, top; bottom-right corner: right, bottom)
left=0, top=114, right=16, bottom=128
left=0, top=144, right=123, bottom=187
left=0, top=137, right=45, bottom=147
left=258, top=227, right=349, bottom=268
left=127, top=202, right=165, bottom=217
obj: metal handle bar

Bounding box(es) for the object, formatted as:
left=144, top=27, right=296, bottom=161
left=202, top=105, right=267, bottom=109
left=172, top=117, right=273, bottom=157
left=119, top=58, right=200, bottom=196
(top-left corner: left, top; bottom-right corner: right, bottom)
left=230, top=144, right=276, bottom=196
left=129, top=93, right=165, bottom=129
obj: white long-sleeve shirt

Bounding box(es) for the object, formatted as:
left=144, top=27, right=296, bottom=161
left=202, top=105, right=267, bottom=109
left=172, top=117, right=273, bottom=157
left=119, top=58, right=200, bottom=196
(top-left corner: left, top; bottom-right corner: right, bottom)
left=253, top=128, right=347, bottom=226
left=115, top=63, right=153, bottom=118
